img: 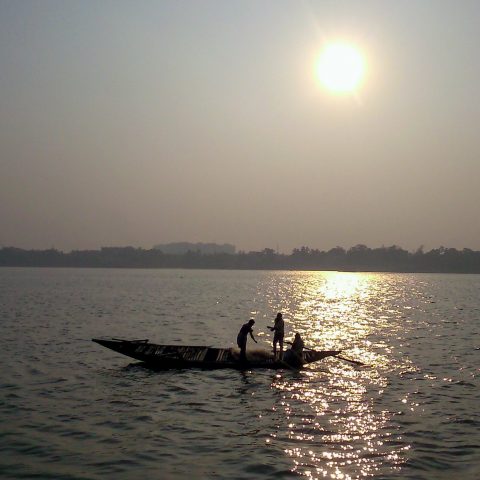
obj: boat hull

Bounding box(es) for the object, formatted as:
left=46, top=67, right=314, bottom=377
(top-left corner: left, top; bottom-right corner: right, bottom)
left=92, top=338, right=341, bottom=370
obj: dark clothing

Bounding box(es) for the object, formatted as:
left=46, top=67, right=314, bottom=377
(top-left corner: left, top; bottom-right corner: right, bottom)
left=284, top=334, right=305, bottom=367
left=237, top=322, right=254, bottom=361
left=272, top=317, right=285, bottom=342
left=270, top=315, right=285, bottom=358
left=291, top=335, right=304, bottom=353
left=238, top=323, right=253, bottom=338
left=237, top=331, right=248, bottom=349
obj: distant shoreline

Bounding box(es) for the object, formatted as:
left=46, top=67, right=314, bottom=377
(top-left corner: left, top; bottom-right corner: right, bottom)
left=2, top=266, right=479, bottom=275
left=2, top=245, right=480, bottom=274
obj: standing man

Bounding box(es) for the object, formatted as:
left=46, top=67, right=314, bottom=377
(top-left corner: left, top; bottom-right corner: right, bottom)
left=268, top=312, right=285, bottom=359
left=237, top=319, right=258, bottom=362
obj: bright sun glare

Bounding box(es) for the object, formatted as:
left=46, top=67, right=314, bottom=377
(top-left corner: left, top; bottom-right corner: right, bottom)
left=316, top=43, right=366, bottom=94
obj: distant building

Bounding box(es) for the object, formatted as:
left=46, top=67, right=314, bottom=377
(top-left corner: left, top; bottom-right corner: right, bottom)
left=153, top=242, right=236, bottom=255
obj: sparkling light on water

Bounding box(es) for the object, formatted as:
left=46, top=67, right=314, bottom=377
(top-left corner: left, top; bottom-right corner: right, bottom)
left=262, top=271, right=417, bottom=479
left=1, top=269, right=479, bottom=479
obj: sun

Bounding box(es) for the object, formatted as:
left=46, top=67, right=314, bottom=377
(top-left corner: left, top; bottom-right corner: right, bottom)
left=316, top=43, right=366, bottom=94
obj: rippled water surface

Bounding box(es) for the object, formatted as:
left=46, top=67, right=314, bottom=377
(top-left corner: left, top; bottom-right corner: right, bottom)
left=1, top=268, right=479, bottom=479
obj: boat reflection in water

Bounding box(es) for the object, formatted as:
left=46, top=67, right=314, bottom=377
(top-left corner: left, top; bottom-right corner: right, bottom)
left=261, top=271, right=417, bottom=479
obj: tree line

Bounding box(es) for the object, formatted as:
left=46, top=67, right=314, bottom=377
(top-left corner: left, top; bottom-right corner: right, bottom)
left=1, top=244, right=480, bottom=273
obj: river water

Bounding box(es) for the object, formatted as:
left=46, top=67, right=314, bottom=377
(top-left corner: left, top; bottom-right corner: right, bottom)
left=1, top=268, right=479, bottom=479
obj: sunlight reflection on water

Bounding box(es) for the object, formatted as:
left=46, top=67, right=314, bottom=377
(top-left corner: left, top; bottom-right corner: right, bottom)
left=263, top=271, right=417, bottom=479
left=2, top=268, right=479, bottom=480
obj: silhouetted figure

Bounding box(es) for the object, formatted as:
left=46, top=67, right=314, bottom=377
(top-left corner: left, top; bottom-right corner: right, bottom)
left=291, top=333, right=304, bottom=356
left=268, top=312, right=285, bottom=359
left=237, top=319, right=258, bottom=362
left=284, top=333, right=305, bottom=367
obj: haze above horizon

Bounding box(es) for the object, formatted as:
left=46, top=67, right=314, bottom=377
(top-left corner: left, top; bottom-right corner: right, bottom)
left=1, top=1, right=479, bottom=254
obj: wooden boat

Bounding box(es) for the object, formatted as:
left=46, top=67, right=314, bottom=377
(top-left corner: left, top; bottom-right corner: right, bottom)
left=92, top=338, right=341, bottom=370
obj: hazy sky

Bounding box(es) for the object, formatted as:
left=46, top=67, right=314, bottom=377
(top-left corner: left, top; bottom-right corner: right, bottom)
left=1, top=0, right=480, bottom=253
